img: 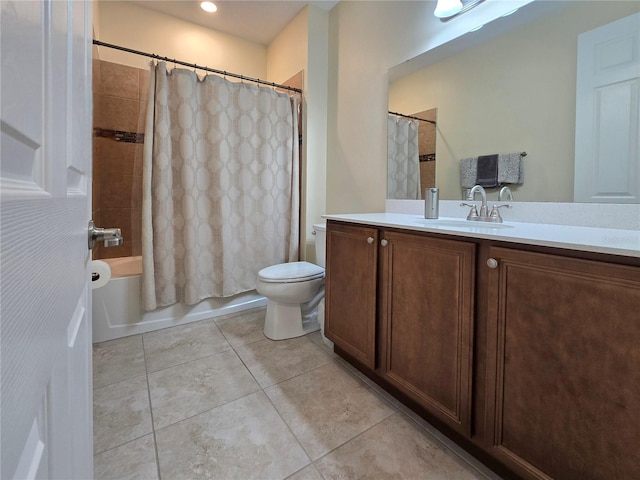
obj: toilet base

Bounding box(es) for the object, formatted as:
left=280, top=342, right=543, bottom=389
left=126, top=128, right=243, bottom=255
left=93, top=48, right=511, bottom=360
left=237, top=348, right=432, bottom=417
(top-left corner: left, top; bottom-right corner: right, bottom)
left=263, top=301, right=320, bottom=340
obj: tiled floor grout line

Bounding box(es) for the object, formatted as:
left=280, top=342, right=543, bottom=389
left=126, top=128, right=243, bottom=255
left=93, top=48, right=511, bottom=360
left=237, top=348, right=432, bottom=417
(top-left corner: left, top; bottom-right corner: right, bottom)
left=309, top=408, right=398, bottom=471
left=259, top=340, right=396, bottom=480
left=298, top=352, right=402, bottom=472
left=334, top=355, right=502, bottom=480
left=141, top=325, right=262, bottom=435
left=144, top=344, right=234, bottom=375
left=261, top=384, right=315, bottom=477
left=97, top=332, right=437, bottom=478
left=105, top=327, right=391, bottom=476
left=221, top=329, right=334, bottom=476
left=150, top=388, right=265, bottom=434
left=94, top=309, right=494, bottom=480
left=142, top=323, right=337, bottom=480
left=223, top=330, right=379, bottom=480
left=234, top=333, right=339, bottom=479
left=141, top=333, right=163, bottom=480
left=93, top=432, right=153, bottom=457
left=93, top=373, right=144, bottom=390
left=223, top=338, right=265, bottom=390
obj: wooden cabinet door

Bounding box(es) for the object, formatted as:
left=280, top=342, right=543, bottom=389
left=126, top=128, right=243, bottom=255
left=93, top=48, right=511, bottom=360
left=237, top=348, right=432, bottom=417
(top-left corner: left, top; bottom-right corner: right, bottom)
left=325, top=222, right=378, bottom=369
left=485, top=247, right=640, bottom=480
left=380, top=231, right=476, bottom=435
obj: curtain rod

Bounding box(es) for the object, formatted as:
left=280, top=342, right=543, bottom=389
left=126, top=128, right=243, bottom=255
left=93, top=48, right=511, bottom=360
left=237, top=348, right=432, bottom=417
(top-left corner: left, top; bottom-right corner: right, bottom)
left=388, top=111, right=436, bottom=125
left=93, top=40, right=303, bottom=94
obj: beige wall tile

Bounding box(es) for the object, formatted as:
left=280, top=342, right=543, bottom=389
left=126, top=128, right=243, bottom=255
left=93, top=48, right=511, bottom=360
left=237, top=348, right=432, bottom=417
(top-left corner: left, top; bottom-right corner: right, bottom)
left=94, top=95, right=140, bottom=132
left=99, top=140, right=137, bottom=177
left=139, top=68, right=150, bottom=100
left=100, top=60, right=140, bottom=100
left=92, top=59, right=102, bottom=95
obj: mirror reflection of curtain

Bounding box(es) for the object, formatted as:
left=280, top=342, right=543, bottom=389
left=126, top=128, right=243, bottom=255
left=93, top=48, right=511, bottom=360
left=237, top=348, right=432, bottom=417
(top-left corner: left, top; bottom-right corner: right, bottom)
left=142, top=62, right=300, bottom=311
left=387, top=115, right=420, bottom=199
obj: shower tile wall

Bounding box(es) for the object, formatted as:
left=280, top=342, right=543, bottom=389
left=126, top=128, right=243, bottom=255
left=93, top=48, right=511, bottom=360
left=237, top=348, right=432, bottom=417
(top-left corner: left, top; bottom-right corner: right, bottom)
left=416, top=108, right=437, bottom=195
left=92, top=60, right=149, bottom=260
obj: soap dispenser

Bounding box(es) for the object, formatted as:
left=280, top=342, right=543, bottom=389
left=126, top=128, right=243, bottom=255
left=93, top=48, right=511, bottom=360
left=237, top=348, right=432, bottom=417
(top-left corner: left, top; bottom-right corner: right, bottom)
left=424, top=188, right=439, bottom=219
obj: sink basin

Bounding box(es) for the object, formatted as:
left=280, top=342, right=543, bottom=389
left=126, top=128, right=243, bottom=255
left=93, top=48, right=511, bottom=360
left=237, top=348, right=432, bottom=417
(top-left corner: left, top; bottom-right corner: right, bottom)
left=416, top=218, right=515, bottom=229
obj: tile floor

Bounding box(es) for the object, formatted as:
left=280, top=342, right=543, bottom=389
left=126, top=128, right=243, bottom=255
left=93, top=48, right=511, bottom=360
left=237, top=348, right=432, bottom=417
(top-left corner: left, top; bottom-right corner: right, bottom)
left=93, top=307, right=501, bottom=480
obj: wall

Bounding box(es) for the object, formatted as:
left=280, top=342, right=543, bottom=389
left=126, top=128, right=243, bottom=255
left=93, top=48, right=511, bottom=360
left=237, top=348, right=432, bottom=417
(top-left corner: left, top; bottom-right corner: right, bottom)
left=94, top=1, right=267, bottom=76
left=326, top=0, right=536, bottom=214
left=268, top=6, right=329, bottom=262
left=389, top=1, right=640, bottom=202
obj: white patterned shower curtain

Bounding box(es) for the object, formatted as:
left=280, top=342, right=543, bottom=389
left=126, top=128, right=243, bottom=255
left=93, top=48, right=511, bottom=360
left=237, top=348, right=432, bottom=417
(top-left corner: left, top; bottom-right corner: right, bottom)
left=387, top=115, right=420, bottom=199
left=142, top=62, right=300, bottom=311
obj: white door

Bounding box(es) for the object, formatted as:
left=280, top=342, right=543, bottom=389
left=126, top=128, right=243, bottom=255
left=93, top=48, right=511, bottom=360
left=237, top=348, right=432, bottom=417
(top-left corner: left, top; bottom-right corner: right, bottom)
left=1, top=1, right=93, bottom=478
left=574, top=12, right=640, bottom=203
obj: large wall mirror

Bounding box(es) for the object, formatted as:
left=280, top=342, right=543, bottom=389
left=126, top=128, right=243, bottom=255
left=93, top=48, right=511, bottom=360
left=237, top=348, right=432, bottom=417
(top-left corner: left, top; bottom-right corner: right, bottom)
left=388, top=0, right=640, bottom=202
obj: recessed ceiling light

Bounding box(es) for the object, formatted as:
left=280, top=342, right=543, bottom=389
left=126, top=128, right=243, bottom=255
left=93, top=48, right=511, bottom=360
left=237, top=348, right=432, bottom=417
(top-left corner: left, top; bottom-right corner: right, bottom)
left=200, top=1, right=217, bottom=13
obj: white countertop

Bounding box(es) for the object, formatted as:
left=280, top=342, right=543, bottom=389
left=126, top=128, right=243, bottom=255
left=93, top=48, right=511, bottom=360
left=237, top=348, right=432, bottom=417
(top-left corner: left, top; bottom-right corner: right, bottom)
left=322, top=213, right=640, bottom=259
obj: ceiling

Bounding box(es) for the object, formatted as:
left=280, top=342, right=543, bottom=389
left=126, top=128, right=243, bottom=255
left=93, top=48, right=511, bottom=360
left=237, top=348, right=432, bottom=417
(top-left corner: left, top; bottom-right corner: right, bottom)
left=130, top=1, right=338, bottom=46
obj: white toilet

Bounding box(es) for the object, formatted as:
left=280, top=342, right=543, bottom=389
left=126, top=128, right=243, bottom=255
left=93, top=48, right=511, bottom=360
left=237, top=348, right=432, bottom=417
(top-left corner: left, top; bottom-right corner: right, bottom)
left=257, top=223, right=327, bottom=341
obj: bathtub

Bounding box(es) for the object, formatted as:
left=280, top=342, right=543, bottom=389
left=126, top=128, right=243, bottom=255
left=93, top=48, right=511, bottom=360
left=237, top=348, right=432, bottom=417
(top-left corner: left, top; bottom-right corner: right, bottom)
left=92, top=256, right=267, bottom=343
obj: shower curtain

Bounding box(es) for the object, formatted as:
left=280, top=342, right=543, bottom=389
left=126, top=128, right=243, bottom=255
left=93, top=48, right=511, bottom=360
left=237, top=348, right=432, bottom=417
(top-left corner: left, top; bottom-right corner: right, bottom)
left=387, top=115, right=420, bottom=199
left=142, top=62, right=300, bottom=311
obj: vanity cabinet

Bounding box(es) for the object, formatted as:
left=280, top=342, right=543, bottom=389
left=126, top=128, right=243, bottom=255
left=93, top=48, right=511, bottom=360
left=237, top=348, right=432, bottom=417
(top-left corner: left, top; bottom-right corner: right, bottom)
left=325, top=218, right=640, bottom=480
left=484, top=247, right=640, bottom=480
left=325, top=221, right=476, bottom=434
left=379, top=230, right=476, bottom=435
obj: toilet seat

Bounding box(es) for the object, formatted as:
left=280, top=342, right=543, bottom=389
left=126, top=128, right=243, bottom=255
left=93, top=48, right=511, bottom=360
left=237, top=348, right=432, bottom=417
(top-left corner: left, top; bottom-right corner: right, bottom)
left=258, top=261, right=324, bottom=283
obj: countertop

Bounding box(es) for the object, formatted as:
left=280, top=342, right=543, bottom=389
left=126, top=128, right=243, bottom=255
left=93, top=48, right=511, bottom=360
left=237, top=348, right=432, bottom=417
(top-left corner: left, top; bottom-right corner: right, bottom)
left=322, top=213, right=640, bottom=259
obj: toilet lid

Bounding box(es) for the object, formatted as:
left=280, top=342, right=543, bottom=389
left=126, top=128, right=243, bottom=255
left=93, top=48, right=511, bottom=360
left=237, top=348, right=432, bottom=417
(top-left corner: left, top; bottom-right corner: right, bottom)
left=258, top=261, right=325, bottom=283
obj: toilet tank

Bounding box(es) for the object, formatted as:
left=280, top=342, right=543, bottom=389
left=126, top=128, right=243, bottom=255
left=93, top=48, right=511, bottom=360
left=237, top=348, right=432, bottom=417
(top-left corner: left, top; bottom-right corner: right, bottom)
left=313, top=223, right=327, bottom=268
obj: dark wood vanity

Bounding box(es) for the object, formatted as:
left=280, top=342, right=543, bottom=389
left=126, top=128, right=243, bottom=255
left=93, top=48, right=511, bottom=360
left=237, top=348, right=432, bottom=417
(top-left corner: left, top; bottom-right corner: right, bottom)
left=325, top=219, right=640, bottom=480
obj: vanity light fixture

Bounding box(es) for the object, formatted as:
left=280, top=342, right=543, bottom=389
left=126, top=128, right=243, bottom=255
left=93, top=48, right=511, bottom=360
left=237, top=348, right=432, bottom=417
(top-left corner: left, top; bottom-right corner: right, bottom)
left=435, top=0, right=485, bottom=22
left=200, top=1, right=217, bottom=13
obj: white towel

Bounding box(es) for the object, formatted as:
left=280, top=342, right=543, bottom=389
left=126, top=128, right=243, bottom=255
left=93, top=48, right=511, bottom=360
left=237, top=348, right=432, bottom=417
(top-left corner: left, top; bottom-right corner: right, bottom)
left=460, top=157, right=477, bottom=188
left=498, top=153, right=524, bottom=184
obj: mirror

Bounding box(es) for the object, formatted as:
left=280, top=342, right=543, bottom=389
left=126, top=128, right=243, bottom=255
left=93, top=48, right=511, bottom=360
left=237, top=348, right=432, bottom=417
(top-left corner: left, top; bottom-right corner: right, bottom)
left=388, top=0, right=640, bottom=202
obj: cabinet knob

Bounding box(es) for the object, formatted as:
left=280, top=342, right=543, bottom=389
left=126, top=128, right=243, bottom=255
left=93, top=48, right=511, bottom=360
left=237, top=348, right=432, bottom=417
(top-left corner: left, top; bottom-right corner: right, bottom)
left=381, top=239, right=388, bottom=247
left=487, top=258, right=499, bottom=269
left=367, top=237, right=374, bottom=244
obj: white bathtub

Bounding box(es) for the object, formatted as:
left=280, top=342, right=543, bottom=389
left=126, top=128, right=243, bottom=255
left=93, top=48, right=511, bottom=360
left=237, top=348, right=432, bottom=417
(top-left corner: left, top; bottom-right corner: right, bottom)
left=92, top=256, right=266, bottom=343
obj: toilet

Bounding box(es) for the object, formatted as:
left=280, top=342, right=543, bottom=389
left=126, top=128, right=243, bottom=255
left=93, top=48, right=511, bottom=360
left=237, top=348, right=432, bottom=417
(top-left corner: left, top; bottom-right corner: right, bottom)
left=257, top=223, right=327, bottom=341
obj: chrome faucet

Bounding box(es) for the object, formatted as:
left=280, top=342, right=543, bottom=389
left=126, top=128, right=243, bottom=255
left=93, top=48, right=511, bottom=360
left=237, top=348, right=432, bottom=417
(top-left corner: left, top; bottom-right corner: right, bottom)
left=460, top=184, right=512, bottom=223
left=499, top=186, right=514, bottom=202
left=468, top=185, right=489, bottom=219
